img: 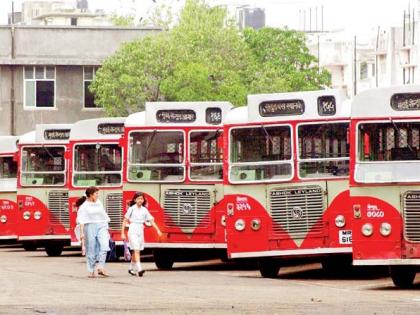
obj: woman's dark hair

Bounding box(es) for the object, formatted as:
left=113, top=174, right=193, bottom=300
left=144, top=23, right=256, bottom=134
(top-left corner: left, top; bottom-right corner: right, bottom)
left=129, top=191, right=147, bottom=207
left=75, top=186, right=99, bottom=208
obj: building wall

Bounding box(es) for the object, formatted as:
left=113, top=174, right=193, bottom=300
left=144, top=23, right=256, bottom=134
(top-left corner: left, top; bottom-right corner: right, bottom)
left=0, top=26, right=160, bottom=135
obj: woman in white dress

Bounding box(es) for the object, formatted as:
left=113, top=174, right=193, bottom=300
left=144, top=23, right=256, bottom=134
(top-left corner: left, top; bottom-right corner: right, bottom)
left=76, top=186, right=110, bottom=278
left=121, top=192, right=162, bottom=276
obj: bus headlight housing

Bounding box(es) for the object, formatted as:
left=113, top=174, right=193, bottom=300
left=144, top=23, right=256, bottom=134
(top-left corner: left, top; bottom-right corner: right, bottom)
left=34, top=211, right=42, bottom=220
left=335, top=215, right=346, bottom=228
left=0, top=215, right=7, bottom=223
left=234, top=219, right=245, bottom=231
left=379, top=222, right=391, bottom=236
left=23, top=211, right=31, bottom=221
left=251, top=219, right=261, bottom=231
left=361, top=223, right=373, bottom=237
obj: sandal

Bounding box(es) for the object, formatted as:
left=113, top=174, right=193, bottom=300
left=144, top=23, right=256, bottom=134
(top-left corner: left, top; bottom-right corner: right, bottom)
left=97, top=269, right=109, bottom=277
left=128, top=269, right=137, bottom=276
left=88, top=272, right=95, bottom=278
left=138, top=270, right=145, bottom=277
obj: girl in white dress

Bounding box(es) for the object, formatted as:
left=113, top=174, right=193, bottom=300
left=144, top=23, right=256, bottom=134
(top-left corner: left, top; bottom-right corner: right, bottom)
left=121, top=192, right=162, bottom=276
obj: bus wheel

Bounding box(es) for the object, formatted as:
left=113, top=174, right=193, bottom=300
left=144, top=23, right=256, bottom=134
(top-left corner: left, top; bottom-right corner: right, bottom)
left=153, top=250, right=174, bottom=270
left=23, top=243, right=37, bottom=251
left=45, top=243, right=64, bottom=257
left=389, top=266, right=416, bottom=288
left=259, top=259, right=280, bottom=278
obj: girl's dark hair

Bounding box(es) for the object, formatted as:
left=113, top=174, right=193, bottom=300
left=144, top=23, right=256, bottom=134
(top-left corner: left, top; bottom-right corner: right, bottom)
left=75, top=186, right=99, bottom=208
left=129, top=191, right=147, bottom=207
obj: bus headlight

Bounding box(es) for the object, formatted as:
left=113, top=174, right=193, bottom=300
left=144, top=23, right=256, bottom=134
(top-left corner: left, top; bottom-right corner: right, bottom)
left=220, top=215, right=226, bottom=227
left=234, top=219, right=245, bottom=231
left=0, top=215, right=7, bottom=223
left=23, top=211, right=31, bottom=221
left=34, top=211, right=42, bottom=220
left=335, top=215, right=346, bottom=228
left=251, top=219, right=261, bottom=231
left=380, top=222, right=391, bottom=236
left=361, top=223, right=373, bottom=237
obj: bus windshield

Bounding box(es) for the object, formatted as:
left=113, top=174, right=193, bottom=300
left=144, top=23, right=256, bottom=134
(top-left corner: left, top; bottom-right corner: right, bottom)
left=128, top=131, right=184, bottom=182
left=355, top=121, right=420, bottom=183
left=73, top=144, right=122, bottom=187
left=297, top=122, right=349, bottom=178
left=229, top=125, right=292, bottom=182
left=189, top=130, right=223, bottom=181
left=0, top=157, right=17, bottom=179
left=21, top=146, right=66, bottom=186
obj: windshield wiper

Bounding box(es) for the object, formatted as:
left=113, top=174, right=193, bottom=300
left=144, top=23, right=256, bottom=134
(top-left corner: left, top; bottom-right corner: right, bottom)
left=143, top=130, right=157, bottom=163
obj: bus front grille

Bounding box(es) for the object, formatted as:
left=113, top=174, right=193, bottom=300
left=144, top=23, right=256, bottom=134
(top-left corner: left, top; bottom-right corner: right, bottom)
left=106, top=193, right=123, bottom=231
left=48, top=191, right=69, bottom=228
left=163, top=189, right=212, bottom=232
left=270, top=185, right=325, bottom=239
left=403, top=192, right=420, bottom=242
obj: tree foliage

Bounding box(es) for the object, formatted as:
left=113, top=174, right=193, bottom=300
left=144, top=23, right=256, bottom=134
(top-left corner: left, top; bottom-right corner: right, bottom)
left=91, top=0, right=331, bottom=116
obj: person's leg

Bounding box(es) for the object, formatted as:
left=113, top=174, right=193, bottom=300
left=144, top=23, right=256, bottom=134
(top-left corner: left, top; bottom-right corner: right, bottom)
left=84, top=224, right=96, bottom=276
left=134, top=250, right=141, bottom=271
left=96, top=223, right=110, bottom=274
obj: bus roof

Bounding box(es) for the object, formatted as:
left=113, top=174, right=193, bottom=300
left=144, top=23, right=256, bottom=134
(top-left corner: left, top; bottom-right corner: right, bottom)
left=70, top=117, right=125, bottom=141
left=232, top=89, right=349, bottom=124
left=0, top=136, right=18, bottom=154
left=125, top=102, right=233, bottom=127
left=19, top=124, right=72, bottom=145
left=351, top=85, right=420, bottom=118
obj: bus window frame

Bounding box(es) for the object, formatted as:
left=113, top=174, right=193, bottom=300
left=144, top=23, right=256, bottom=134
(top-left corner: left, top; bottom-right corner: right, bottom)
left=19, top=144, right=67, bottom=187
left=228, top=123, right=294, bottom=184
left=72, top=142, right=123, bottom=188
left=296, top=120, right=350, bottom=180
left=188, top=129, right=223, bottom=182
left=354, top=119, right=420, bottom=184
left=127, top=129, right=186, bottom=183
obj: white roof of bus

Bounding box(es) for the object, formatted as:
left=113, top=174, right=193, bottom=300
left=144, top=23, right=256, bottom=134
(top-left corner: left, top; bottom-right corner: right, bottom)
left=125, top=102, right=233, bottom=127
left=70, top=117, right=125, bottom=141
left=19, top=124, right=72, bottom=145
left=0, top=136, right=18, bottom=154
left=227, top=89, right=349, bottom=124
left=351, top=85, right=420, bottom=118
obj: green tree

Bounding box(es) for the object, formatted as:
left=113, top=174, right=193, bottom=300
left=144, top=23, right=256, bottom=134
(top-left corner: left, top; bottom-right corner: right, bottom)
left=243, top=27, right=331, bottom=93
left=110, top=14, right=135, bottom=27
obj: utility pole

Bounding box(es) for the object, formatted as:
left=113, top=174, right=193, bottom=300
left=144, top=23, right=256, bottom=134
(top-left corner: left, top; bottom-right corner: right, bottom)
left=353, top=36, right=357, bottom=96
left=10, top=0, right=16, bottom=135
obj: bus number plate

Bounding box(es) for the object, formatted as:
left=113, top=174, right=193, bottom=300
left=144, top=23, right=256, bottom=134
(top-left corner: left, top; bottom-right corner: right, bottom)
left=339, top=230, right=352, bottom=245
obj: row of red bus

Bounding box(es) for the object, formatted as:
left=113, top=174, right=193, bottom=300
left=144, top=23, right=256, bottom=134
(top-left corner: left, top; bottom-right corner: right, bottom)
left=1, top=85, right=419, bottom=288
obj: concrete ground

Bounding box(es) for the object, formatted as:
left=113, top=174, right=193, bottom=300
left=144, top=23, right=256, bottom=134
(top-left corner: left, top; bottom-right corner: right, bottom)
left=0, top=247, right=420, bottom=315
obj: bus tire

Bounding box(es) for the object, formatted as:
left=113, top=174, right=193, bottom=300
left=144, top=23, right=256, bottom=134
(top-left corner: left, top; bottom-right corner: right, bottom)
left=45, top=243, right=64, bottom=257
left=259, top=259, right=280, bottom=278
left=23, top=243, right=37, bottom=251
left=389, top=266, right=416, bottom=288
left=153, top=250, right=174, bottom=270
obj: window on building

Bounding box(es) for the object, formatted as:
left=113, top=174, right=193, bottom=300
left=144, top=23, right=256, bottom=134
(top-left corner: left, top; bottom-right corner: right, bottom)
left=24, top=66, right=55, bottom=108
left=71, top=17, right=78, bottom=26
left=360, top=62, right=368, bottom=80
left=83, top=66, right=99, bottom=108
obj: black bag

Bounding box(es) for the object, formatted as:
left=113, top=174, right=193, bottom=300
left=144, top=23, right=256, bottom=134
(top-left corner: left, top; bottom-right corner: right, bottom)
left=106, top=239, right=118, bottom=262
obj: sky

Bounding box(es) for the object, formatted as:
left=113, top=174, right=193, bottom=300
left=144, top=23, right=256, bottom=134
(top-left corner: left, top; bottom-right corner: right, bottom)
left=0, top=0, right=416, bottom=35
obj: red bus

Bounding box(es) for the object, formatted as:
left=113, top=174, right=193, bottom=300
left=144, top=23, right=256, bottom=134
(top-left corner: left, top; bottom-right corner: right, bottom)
left=68, top=117, right=125, bottom=246
left=123, top=102, right=232, bottom=269
left=17, top=124, right=72, bottom=256
left=224, top=90, right=352, bottom=277
left=0, top=136, right=19, bottom=243
left=351, top=85, right=420, bottom=288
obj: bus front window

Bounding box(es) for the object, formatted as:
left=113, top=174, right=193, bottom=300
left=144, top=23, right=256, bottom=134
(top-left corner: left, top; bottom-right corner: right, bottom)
left=356, top=121, right=420, bottom=183
left=229, top=125, right=292, bottom=182
left=189, top=130, right=223, bottom=181
left=21, top=147, right=66, bottom=186
left=73, top=144, right=122, bottom=187
left=128, top=131, right=185, bottom=182
left=298, top=122, right=349, bottom=178
left=0, top=157, right=17, bottom=179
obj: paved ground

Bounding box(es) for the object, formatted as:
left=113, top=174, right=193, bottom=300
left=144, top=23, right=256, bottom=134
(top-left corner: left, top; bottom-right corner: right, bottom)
left=1, top=246, right=420, bottom=314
